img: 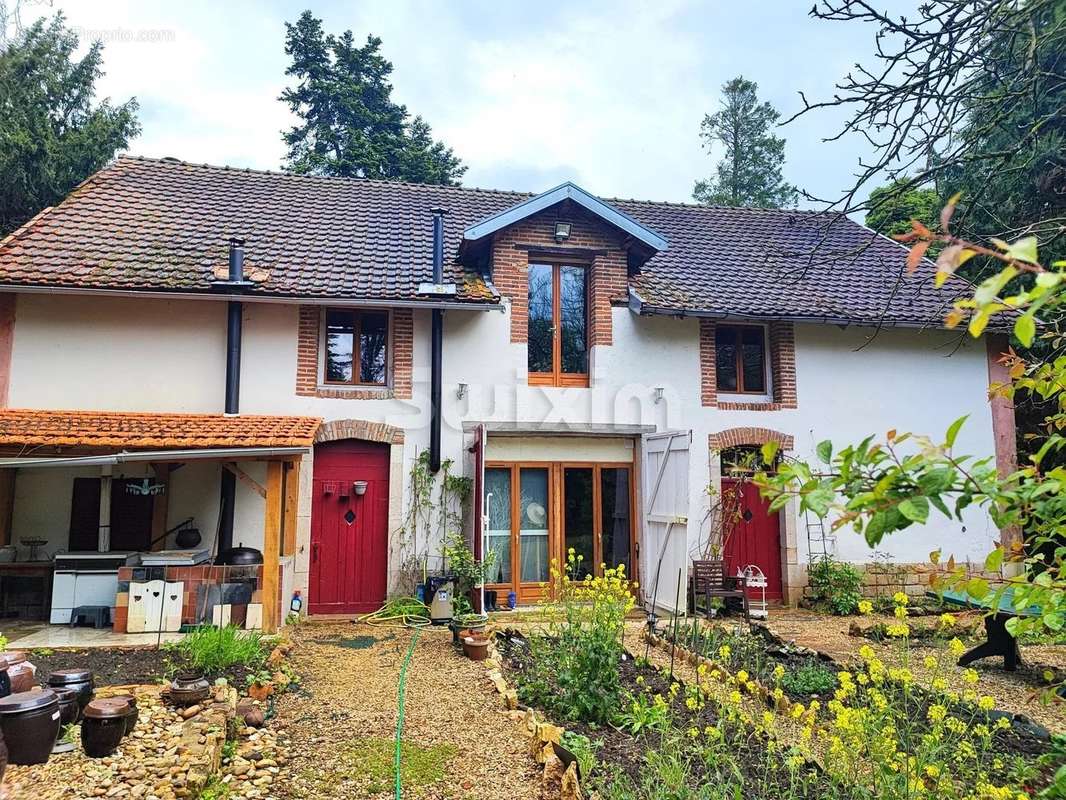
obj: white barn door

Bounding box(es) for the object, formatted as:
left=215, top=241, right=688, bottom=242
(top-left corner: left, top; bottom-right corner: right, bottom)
left=641, top=430, right=691, bottom=615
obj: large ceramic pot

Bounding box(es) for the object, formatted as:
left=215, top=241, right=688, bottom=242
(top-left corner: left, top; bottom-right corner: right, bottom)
left=169, top=672, right=210, bottom=707
left=2, top=653, right=36, bottom=694
left=101, top=694, right=138, bottom=736
left=0, top=727, right=8, bottom=785
left=0, top=689, right=61, bottom=765
left=47, top=669, right=94, bottom=711
left=81, top=700, right=125, bottom=758
left=53, top=687, right=81, bottom=726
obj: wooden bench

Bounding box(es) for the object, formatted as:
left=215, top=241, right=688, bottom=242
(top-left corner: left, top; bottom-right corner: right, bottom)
left=933, top=587, right=1039, bottom=672
left=691, top=560, right=749, bottom=623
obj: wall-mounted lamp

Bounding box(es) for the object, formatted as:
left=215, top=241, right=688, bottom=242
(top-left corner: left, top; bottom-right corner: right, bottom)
left=653, top=387, right=665, bottom=404
left=456, top=382, right=468, bottom=400
left=554, top=222, right=572, bottom=243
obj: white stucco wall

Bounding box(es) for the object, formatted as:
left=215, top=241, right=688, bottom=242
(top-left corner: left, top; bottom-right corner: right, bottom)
left=7, top=292, right=1002, bottom=606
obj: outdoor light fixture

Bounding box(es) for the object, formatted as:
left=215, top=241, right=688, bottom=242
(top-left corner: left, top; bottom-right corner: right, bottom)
left=653, top=387, right=665, bottom=404
left=554, top=222, right=572, bottom=242
left=456, top=382, right=468, bottom=400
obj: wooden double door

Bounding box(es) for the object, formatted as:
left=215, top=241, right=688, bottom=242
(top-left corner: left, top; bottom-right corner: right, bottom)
left=483, top=462, right=635, bottom=604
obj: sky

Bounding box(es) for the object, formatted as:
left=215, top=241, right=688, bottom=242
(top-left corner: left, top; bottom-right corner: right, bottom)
left=13, top=0, right=914, bottom=208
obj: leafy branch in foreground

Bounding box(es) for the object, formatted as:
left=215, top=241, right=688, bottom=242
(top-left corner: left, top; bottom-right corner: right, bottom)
left=755, top=213, right=1065, bottom=654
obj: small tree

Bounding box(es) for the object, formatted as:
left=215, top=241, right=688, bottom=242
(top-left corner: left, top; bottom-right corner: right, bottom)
left=0, top=15, right=140, bottom=236
left=693, top=76, right=799, bottom=209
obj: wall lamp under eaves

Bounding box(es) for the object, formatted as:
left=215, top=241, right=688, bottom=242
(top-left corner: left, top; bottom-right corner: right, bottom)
left=456, top=383, right=468, bottom=400
left=554, top=222, right=572, bottom=243
left=653, top=387, right=665, bottom=404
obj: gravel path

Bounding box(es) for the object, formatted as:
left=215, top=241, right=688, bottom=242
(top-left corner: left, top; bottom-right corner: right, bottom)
left=272, top=622, right=541, bottom=800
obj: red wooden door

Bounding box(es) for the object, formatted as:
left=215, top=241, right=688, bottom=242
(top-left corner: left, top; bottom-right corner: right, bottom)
left=309, top=440, right=390, bottom=615
left=721, top=479, right=783, bottom=601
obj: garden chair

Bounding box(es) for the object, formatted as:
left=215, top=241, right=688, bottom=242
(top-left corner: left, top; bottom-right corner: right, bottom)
left=690, top=560, right=749, bottom=623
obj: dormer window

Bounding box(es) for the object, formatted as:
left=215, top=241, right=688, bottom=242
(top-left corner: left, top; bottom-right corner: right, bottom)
left=527, top=262, right=588, bottom=387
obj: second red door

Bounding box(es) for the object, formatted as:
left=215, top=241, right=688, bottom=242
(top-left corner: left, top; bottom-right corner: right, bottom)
left=722, top=478, right=783, bottom=601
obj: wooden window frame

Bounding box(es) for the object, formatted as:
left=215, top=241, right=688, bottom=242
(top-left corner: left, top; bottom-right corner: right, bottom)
left=716, top=323, right=770, bottom=396
left=527, top=262, right=590, bottom=388
left=321, top=307, right=391, bottom=388
left=484, top=461, right=636, bottom=604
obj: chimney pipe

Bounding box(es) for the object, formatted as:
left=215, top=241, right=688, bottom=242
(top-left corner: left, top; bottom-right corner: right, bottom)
left=429, top=209, right=446, bottom=473
left=218, top=238, right=245, bottom=557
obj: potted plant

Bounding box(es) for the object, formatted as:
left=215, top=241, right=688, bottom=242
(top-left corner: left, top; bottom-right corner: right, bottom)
left=442, top=533, right=496, bottom=619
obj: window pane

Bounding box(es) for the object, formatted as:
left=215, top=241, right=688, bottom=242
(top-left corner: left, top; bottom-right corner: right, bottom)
left=359, top=311, right=388, bottom=384
left=519, top=468, right=549, bottom=583
left=560, top=266, right=587, bottom=374
left=484, top=468, right=512, bottom=585
left=325, top=310, right=355, bottom=382
left=740, top=327, right=766, bottom=393
left=715, top=326, right=738, bottom=392
left=600, top=468, right=631, bottom=575
left=527, top=263, right=554, bottom=374
left=563, top=468, right=594, bottom=581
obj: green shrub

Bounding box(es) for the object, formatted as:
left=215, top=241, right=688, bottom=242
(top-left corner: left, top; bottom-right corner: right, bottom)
left=170, top=625, right=267, bottom=675
left=518, top=551, right=635, bottom=725
left=808, top=557, right=863, bottom=615
left=778, top=660, right=837, bottom=696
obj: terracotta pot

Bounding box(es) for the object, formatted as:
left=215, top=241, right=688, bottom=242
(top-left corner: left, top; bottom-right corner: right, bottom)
left=81, top=700, right=125, bottom=758
left=169, top=672, right=210, bottom=707
left=462, top=638, right=489, bottom=662
left=47, top=669, right=94, bottom=711
left=2, top=652, right=36, bottom=694
left=52, top=687, right=80, bottom=726
left=459, top=629, right=488, bottom=643
left=98, top=695, right=137, bottom=736
left=0, top=689, right=61, bottom=765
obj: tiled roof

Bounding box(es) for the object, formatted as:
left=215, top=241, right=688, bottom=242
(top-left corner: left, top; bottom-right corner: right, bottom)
left=0, top=409, right=321, bottom=450
left=0, top=156, right=959, bottom=325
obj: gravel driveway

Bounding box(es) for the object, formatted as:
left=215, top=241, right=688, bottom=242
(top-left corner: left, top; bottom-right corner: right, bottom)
left=272, top=622, right=541, bottom=799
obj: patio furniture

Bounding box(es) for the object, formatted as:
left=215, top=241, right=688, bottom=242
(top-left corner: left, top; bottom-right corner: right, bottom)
left=690, top=560, right=749, bottom=623
left=933, top=587, right=1040, bottom=671
left=69, top=605, right=110, bottom=629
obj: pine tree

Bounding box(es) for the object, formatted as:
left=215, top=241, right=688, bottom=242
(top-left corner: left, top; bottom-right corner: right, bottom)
left=280, top=11, right=465, bottom=184
left=0, top=14, right=140, bottom=236
left=693, top=77, right=798, bottom=208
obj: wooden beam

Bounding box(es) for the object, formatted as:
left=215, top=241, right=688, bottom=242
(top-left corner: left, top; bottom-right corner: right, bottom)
left=262, top=460, right=283, bottom=633
left=150, top=463, right=170, bottom=551
left=0, top=468, right=14, bottom=547
left=281, top=460, right=300, bottom=557
left=223, top=462, right=266, bottom=498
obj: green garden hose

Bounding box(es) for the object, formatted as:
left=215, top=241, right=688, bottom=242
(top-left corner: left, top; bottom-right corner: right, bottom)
left=394, top=628, right=420, bottom=799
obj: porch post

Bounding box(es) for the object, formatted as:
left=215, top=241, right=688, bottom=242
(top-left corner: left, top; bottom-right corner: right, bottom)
left=282, top=460, right=300, bottom=557
left=262, top=460, right=283, bottom=633
left=150, top=464, right=171, bottom=551
left=0, top=469, right=14, bottom=547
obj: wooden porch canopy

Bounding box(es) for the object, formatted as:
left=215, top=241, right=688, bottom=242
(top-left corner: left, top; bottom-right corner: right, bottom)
left=0, top=409, right=321, bottom=633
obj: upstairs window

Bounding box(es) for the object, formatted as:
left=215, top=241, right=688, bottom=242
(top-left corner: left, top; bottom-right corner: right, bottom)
left=324, top=309, right=389, bottom=386
left=528, top=262, right=588, bottom=386
left=715, top=324, right=767, bottom=394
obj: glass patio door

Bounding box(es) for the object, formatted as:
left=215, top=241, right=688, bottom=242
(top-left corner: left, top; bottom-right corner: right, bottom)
left=484, top=465, right=551, bottom=603
left=562, top=465, right=633, bottom=580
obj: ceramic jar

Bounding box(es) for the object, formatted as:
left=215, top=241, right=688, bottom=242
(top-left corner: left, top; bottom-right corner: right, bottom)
left=100, top=694, right=138, bottom=736
left=0, top=689, right=61, bottom=765
left=0, top=656, right=10, bottom=699
left=2, top=653, right=36, bottom=694
left=52, top=687, right=80, bottom=726
left=81, top=700, right=126, bottom=758
left=46, top=669, right=94, bottom=711
left=169, top=672, right=210, bottom=707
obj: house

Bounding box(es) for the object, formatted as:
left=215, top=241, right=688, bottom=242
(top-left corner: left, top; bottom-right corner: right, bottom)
left=0, top=156, right=1014, bottom=631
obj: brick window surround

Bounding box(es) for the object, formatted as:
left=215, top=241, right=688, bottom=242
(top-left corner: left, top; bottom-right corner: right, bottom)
left=700, top=319, right=797, bottom=410
left=491, top=206, right=629, bottom=353
left=296, top=306, right=413, bottom=400
left=708, top=428, right=795, bottom=451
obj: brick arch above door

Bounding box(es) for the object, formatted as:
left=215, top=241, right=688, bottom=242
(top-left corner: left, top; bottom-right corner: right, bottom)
left=315, top=419, right=405, bottom=446
left=708, top=427, right=794, bottom=451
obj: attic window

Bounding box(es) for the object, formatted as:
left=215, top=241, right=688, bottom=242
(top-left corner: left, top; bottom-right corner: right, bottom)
left=715, top=324, right=767, bottom=394
left=323, top=309, right=389, bottom=386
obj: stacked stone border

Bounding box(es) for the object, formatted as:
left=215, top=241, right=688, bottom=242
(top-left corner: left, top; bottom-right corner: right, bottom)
left=481, top=633, right=581, bottom=799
